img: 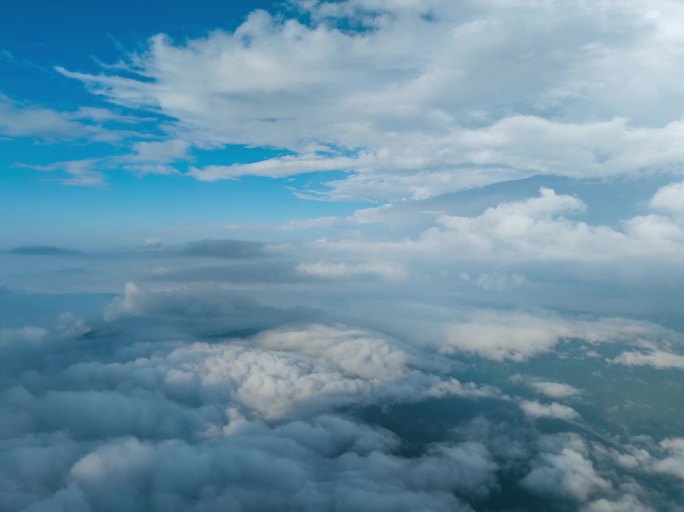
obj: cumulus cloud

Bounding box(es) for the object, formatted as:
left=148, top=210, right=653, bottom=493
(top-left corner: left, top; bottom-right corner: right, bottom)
left=3, top=415, right=494, bottom=512
left=119, top=328, right=406, bottom=421
left=582, top=495, right=656, bottom=512
left=653, top=438, right=684, bottom=481
left=439, top=309, right=664, bottom=361
left=0, top=282, right=512, bottom=511
left=252, top=324, right=408, bottom=381
left=650, top=180, right=684, bottom=215
left=613, top=350, right=684, bottom=370
left=1, top=254, right=682, bottom=510
left=55, top=0, right=684, bottom=198
left=408, top=187, right=684, bottom=264
left=510, top=375, right=581, bottom=399
left=521, top=434, right=611, bottom=502
left=602, top=436, right=684, bottom=490
left=519, top=400, right=580, bottom=421
left=359, top=212, right=682, bottom=307
left=303, top=185, right=684, bottom=294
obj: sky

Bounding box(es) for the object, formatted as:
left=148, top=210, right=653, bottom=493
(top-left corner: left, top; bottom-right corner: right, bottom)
left=2, top=1, right=684, bottom=511
left=0, top=0, right=363, bottom=248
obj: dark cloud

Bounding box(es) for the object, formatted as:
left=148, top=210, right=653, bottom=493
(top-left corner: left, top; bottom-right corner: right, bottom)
left=146, top=261, right=306, bottom=284
left=14, top=419, right=488, bottom=512
left=5, top=246, right=85, bottom=256
left=177, top=239, right=264, bottom=259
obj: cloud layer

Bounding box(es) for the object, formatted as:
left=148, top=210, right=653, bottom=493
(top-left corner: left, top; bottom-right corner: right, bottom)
left=44, top=0, right=684, bottom=197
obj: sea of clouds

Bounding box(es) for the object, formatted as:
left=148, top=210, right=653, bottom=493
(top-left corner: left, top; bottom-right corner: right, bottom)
left=2, top=236, right=684, bottom=511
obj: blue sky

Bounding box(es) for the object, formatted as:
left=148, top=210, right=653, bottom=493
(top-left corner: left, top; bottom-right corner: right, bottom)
left=0, top=0, right=279, bottom=99
left=3, top=0, right=684, bottom=251
left=0, top=0, right=363, bottom=248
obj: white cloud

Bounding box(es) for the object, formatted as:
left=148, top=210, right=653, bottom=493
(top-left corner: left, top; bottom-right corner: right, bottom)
left=521, top=434, right=611, bottom=502
left=5, top=2, right=684, bottom=503
left=440, top=309, right=662, bottom=361
left=189, top=153, right=360, bottom=181
left=1, top=262, right=681, bottom=511
left=0, top=95, right=94, bottom=140
left=520, top=400, right=579, bottom=421
left=119, top=139, right=190, bottom=175
left=529, top=381, right=580, bottom=399
left=308, top=186, right=684, bottom=287
left=58, top=0, right=684, bottom=199
left=653, top=438, right=684, bottom=481
left=0, top=283, right=508, bottom=512
left=252, top=324, right=407, bottom=380
left=26, top=138, right=191, bottom=183
left=613, top=350, right=684, bottom=370
left=18, top=159, right=106, bottom=186
left=422, top=187, right=684, bottom=263
left=161, top=335, right=396, bottom=420
left=296, top=261, right=407, bottom=280
left=510, top=375, right=581, bottom=399
left=650, top=180, right=684, bottom=214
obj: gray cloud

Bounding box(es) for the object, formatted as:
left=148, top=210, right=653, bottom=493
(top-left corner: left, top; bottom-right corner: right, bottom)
left=177, top=239, right=265, bottom=259
left=19, top=419, right=492, bottom=512
left=582, top=495, right=656, bottom=512
left=5, top=246, right=85, bottom=256
left=1, top=265, right=683, bottom=510
left=0, top=282, right=512, bottom=511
